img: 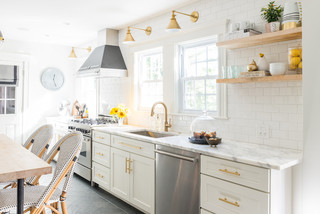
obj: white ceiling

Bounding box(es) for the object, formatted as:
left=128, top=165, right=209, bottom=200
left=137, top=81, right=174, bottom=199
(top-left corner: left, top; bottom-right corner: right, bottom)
left=0, top=0, right=197, bottom=46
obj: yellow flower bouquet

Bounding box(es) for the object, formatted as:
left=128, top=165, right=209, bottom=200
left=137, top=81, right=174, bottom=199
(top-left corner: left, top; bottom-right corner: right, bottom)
left=110, top=104, right=128, bottom=125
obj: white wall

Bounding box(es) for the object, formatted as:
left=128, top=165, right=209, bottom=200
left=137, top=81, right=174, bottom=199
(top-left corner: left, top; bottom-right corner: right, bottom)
left=115, top=0, right=304, bottom=213
left=0, top=39, right=76, bottom=141
left=302, top=0, right=320, bottom=213
left=118, top=0, right=303, bottom=150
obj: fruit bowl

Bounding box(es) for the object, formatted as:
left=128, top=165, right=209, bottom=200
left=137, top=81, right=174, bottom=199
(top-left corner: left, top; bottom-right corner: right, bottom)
left=205, top=137, right=222, bottom=147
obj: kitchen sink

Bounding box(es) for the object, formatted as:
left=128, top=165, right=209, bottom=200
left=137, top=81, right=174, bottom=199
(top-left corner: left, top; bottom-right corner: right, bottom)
left=128, top=130, right=177, bottom=138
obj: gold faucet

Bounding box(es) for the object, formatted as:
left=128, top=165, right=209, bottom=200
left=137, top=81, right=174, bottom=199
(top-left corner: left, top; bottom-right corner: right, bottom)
left=150, top=102, right=172, bottom=132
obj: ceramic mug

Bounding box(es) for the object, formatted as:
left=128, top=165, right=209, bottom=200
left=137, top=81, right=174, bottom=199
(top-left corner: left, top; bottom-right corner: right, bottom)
left=270, top=22, right=280, bottom=32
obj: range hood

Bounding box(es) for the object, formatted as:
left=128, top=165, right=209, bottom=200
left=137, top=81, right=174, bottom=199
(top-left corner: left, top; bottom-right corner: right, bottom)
left=78, top=29, right=127, bottom=77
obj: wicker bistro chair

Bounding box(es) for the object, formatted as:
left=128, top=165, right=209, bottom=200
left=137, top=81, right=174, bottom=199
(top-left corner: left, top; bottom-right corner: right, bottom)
left=3, top=124, right=53, bottom=189
left=0, top=131, right=83, bottom=214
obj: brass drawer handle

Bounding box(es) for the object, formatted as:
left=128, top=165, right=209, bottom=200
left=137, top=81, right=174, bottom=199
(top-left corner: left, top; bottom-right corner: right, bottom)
left=96, top=152, right=104, bottom=156
left=119, top=142, right=142, bottom=150
left=96, top=136, right=105, bottom=140
left=128, top=159, right=133, bottom=174
left=219, top=169, right=240, bottom=176
left=97, top=173, right=104, bottom=179
left=219, top=197, right=240, bottom=207
left=125, top=158, right=128, bottom=173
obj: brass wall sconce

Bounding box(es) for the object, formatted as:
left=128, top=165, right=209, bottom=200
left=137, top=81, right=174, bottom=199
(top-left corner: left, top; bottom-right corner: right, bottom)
left=123, top=26, right=152, bottom=44
left=167, top=10, right=199, bottom=32
left=0, top=30, right=4, bottom=47
left=69, top=46, right=91, bottom=58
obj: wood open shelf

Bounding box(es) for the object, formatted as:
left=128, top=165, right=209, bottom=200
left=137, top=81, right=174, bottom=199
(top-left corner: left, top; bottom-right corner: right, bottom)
left=217, top=27, right=302, bottom=49
left=216, top=74, right=302, bottom=84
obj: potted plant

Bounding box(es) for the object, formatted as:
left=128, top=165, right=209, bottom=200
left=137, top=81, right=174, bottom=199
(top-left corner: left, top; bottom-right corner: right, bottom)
left=110, top=104, right=128, bottom=126
left=261, top=1, right=284, bottom=32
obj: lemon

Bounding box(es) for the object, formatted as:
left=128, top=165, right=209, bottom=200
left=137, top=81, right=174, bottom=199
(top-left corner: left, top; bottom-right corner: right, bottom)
left=290, top=64, right=298, bottom=70
left=298, top=62, right=302, bottom=69
left=289, top=49, right=300, bottom=57
left=290, top=57, right=301, bottom=66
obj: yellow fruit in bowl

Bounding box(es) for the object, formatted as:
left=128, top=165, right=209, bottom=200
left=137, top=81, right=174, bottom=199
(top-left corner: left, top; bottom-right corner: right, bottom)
left=298, top=62, right=302, bottom=69
left=289, top=49, right=300, bottom=57
left=290, top=64, right=298, bottom=70
left=290, top=57, right=301, bottom=66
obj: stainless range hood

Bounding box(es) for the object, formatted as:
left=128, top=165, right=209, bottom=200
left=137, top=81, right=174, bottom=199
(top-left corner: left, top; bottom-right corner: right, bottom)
left=78, top=29, right=127, bottom=77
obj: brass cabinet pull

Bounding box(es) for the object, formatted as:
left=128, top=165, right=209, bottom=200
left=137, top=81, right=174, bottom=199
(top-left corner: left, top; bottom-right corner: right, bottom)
left=128, top=159, right=133, bottom=174
left=119, top=142, right=142, bottom=150
left=125, top=158, right=128, bottom=173
left=96, top=136, right=105, bottom=140
left=219, top=197, right=240, bottom=207
left=219, top=169, right=240, bottom=176
left=96, top=152, right=104, bottom=156
left=97, top=173, right=104, bottom=179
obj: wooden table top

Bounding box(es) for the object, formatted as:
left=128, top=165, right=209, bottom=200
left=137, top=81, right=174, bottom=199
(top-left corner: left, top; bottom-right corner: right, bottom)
left=0, top=134, right=52, bottom=182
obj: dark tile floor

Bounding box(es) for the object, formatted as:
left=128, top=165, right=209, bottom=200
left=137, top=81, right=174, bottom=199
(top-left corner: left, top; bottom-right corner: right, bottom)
left=1, top=164, right=144, bottom=214
left=66, top=174, right=144, bottom=214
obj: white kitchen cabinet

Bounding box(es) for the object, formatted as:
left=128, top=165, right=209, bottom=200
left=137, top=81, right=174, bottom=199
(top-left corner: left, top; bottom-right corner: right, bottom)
left=201, top=174, right=269, bottom=214
left=200, top=155, right=292, bottom=214
left=201, top=155, right=270, bottom=192
left=129, top=153, right=154, bottom=213
left=92, top=141, right=110, bottom=167
left=110, top=147, right=130, bottom=201
left=92, top=162, right=110, bottom=190
left=110, top=139, right=155, bottom=214
left=92, top=131, right=111, bottom=191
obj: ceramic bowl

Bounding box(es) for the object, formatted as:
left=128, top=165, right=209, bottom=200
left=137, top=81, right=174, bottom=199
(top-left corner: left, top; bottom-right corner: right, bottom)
left=270, top=63, right=287, bottom=76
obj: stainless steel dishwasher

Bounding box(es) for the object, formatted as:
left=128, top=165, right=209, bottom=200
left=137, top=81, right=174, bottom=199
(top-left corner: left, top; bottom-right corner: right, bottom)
left=155, top=145, right=200, bottom=214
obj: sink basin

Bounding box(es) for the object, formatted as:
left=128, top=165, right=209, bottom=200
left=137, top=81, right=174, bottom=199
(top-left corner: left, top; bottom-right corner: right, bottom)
left=128, top=130, right=176, bottom=138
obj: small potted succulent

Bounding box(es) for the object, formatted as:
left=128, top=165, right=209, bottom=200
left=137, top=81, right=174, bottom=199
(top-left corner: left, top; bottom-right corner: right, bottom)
left=261, top=1, right=284, bottom=32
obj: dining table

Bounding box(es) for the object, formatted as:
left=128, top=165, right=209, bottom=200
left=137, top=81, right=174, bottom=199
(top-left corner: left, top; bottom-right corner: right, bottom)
left=0, top=134, right=52, bottom=214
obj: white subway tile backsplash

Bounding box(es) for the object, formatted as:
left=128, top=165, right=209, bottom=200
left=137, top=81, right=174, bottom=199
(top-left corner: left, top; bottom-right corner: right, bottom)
left=117, top=0, right=303, bottom=150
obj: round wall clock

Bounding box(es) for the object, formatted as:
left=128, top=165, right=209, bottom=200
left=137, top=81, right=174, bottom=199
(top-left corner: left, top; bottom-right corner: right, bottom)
left=41, top=67, right=64, bottom=90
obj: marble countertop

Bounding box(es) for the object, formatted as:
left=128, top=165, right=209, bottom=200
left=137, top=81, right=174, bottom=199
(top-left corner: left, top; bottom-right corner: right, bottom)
left=93, top=126, right=303, bottom=170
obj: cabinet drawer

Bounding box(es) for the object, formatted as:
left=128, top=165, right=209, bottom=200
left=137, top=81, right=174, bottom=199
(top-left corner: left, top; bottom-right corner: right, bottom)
left=201, top=175, right=269, bottom=214
left=92, top=131, right=111, bottom=145
left=201, top=155, right=270, bottom=192
left=92, top=142, right=110, bottom=167
left=92, top=162, right=110, bottom=190
left=111, top=135, right=154, bottom=158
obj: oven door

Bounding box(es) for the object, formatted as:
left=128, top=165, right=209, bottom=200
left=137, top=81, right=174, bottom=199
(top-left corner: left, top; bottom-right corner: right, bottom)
left=78, top=135, right=91, bottom=168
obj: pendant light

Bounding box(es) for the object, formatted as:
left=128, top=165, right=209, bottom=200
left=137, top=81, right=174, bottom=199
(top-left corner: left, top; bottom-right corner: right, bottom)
left=123, top=26, right=152, bottom=44
left=0, top=31, right=4, bottom=47
left=166, top=10, right=199, bottom=32
left=68, top=46, right=91, bottom=58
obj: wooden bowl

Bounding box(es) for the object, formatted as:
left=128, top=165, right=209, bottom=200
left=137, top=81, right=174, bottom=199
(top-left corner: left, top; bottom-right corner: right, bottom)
left=205, top=137, right=222, bottom=147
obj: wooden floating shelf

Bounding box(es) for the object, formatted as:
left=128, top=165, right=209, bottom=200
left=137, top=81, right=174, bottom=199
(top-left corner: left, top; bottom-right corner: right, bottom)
left=216, top=74, right=302, bottom=84
left=217, top=27, right=302, bottom=49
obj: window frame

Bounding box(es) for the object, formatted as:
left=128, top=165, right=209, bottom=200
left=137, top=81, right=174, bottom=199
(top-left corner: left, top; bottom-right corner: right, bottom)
left=136, top=47, right=163, bottom=110
left=0, top=86, right=16, bottom=115
left=178, top=39, right=220, bottom=114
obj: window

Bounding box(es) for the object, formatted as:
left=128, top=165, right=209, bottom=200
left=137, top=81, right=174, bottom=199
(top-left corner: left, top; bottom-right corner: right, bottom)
left=0, top=86, right=16, bottom=114
left=137, top=48, right=163, bottom=109
left=180, top=40, right=219, bottom=112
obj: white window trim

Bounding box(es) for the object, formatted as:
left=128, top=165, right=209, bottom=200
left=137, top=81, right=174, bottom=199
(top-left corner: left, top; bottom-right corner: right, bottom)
left=134, top=47, right=163, bottom=111
left=177, top=37, right=227, bottom=118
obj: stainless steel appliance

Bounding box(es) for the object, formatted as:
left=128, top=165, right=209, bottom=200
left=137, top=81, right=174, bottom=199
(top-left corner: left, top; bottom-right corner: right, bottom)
left=155, top=145, right=200, bottom=214
left=68, top=117, right=116, bottom=181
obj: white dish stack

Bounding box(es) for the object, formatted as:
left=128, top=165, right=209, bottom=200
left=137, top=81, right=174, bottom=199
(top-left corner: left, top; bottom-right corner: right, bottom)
left=282, top=2, right=302, bottom=30
left=270, top=63, right=287, bottom=76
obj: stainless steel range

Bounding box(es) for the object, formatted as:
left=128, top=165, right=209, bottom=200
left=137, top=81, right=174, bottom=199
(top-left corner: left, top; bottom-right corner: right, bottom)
left=68, top=116, right=116, bottom=181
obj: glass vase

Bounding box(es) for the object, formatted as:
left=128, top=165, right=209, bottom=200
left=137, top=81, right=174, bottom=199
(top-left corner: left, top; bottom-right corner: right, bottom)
left=118, top=118, right=124, bottom=126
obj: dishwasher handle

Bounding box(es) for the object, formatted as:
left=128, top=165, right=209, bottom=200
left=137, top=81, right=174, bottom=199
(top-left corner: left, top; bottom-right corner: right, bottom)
left=155, top=150, right=198, bottom=163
